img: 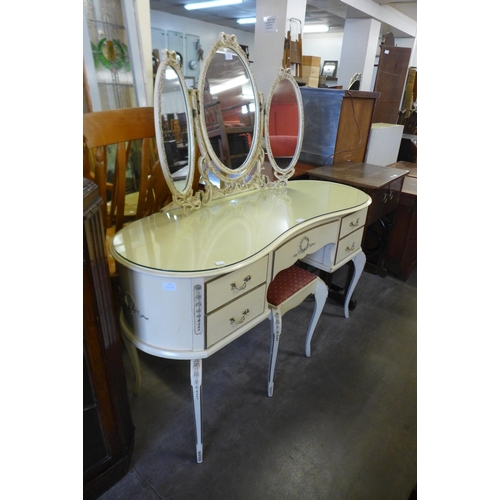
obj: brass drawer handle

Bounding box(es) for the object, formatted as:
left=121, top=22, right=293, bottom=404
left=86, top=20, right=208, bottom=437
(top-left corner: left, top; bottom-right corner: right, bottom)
left=349, top=218, right=359, bottom=228
left=230, top=309, right=250, bottom=325
left=383, top=191, right=394, bottom=203
left=230, top=275, right=251, bottom=291
left=345, top=243, right=355, bottom=252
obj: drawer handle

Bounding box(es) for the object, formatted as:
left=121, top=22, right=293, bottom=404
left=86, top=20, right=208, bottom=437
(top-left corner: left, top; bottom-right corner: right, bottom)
left=349, top=218, right=359, bottom=228
left=294, top=236, right=316, bottom=257
left=230, top=309, right=250, bottom=325
left=230, top=275, right=251, bottom=291
left=383, top=191, right=394, bottom=203
left=345, top=243, right=355, bottom=252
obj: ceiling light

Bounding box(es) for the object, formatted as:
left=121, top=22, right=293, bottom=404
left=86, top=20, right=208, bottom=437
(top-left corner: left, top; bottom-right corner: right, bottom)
left=303, top=24, right=330, bottom=33
left=210, top=75, right=249, bottom=95
left=185, top=0, right=242, bottom=10
left=237, top=18, right=256, bottom=25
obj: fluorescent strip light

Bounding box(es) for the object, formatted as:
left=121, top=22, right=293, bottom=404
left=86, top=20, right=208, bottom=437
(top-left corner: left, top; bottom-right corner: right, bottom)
left=237, top=18, right=256, bottom=25
left=185, top=0, right=242, bottom=10
left=210, top=75, right=248, bottom=95
left=303, top=24, right=330, bottom=33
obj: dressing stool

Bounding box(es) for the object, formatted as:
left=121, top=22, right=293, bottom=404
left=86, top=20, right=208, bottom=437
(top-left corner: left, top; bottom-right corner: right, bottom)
left=267, top=265, right=328, bottom=396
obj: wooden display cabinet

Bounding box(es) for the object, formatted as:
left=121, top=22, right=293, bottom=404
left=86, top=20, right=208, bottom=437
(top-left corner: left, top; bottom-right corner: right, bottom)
left=83, top=179, right=134, bottom=499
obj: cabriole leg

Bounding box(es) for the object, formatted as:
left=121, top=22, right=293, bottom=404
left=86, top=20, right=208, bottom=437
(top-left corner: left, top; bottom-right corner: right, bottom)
left=305, top=280, right=329, bottom=357
left=344, top=252, right=366, bottom=319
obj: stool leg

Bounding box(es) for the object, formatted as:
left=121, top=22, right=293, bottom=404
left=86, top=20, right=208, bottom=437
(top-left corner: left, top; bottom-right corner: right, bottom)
left=305, top=280, right=328, bottom=357
left=190, top=359, right=203, bottom=463
left=268, top=308, right=282, bottom=397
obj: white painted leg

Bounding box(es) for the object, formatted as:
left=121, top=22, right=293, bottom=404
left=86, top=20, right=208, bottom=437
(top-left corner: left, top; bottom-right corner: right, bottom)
left=121, top=333, right=142, bottom=394
left=267, top=308, right=282, bottom=397
left=305, top=279, right=329, bottom=357
left=190, top=359, right=203, bottom=463
left=344, top=251, right=366, bottom=319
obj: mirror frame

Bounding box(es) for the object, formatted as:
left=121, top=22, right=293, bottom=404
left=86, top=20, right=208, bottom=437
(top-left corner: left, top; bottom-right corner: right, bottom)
left=152, top=34, right=306, bottom=212
left=153, top=49, right=197, bottom=207
left=194, top=32, right=264, bottom=198
left=264, top=68, right=304, bottom=185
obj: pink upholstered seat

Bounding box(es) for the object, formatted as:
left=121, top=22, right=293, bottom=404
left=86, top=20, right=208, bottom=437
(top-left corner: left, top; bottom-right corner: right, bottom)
left=267, top=266, right=317, bottom=306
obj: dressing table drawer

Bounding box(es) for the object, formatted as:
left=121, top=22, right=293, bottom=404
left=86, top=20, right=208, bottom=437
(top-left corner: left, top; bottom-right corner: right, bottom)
left=206, top=256, right=268, bottom=313
left=339, top=208, right=368, bottom=239
left=335, top=227, right=364, bottom=264
left=273, top=221, right=340, bottom=278
left=206, top=284, right=267, bottom=347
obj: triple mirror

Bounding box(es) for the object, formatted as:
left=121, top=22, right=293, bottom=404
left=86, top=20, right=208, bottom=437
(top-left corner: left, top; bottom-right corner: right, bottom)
left=154, top=32, right=304, bottom=210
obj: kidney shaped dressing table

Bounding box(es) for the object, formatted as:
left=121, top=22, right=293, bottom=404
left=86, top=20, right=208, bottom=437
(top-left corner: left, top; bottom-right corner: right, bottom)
left=110, top=33, right=371, bottom=463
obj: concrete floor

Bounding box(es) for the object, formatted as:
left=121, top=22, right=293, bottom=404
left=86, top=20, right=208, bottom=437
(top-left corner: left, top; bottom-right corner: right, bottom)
left=99, top=266, right=417, bottom=500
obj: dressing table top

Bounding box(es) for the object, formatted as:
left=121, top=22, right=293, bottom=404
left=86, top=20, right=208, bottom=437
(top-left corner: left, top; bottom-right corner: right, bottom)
left=111, top=180, right=371, bottom=277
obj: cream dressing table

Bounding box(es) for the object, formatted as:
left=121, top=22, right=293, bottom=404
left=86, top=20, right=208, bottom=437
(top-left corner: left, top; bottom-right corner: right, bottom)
left=110, top=34, right=371, bottom=463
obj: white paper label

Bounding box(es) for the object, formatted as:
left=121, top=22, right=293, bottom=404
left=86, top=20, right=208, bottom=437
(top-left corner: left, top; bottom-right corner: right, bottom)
left=264, top=15, right=278, bottom=32
left=163, top=282, right=176, bottom=291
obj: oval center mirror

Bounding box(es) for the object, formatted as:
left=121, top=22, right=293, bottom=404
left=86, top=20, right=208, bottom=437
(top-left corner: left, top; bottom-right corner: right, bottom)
left=154, top=50, right=195, bottom=199
left=198, top=34, right=260, bottom=179
left=265, top=69, right=304, bottom=181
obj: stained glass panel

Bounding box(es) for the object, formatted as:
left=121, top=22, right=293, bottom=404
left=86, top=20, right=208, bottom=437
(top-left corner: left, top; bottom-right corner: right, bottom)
left=84, top=0, right=136, bottom=110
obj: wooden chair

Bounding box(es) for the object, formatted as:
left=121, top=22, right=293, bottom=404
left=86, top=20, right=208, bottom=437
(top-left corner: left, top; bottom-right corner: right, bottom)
left=83, top=107, right=172, bottom=276
left=266, top=265, right=328, bottom=397
left=204, top=100, right=233, bottom=168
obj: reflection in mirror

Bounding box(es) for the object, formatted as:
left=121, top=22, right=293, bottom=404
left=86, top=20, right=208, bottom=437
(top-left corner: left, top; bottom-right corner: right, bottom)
left=156, top=56, right=193, bottom=196
left=202, top=47, right=256, bottom=172
left=265, top=69, right=303, bottom=182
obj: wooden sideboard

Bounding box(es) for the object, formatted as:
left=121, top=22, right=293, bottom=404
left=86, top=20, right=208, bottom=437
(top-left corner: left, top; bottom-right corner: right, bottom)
left=83, top=179, right=134, bottom=499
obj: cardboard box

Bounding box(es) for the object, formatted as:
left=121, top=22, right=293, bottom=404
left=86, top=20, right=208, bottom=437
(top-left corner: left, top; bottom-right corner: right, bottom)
left=302, top=55, right=321, bottom=67
left=305, top=76, right=319, bottom=88
left=302, top=65, right=320, bottom=77
left=302, top=55, right=321, bottom=78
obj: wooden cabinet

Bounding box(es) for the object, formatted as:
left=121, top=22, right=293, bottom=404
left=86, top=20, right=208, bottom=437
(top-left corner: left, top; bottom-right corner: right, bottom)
left=83, top=179, right=134, bottom=499
left=299, top=88, right=380, bottom=165
left=385, top=162, right=417, bottom=280
left=306, top=162, right=409, bottom=275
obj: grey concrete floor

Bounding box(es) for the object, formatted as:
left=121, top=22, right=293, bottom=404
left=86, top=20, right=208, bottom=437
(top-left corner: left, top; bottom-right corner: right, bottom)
left=99, top=266, right=417, bottom=500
